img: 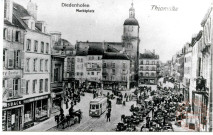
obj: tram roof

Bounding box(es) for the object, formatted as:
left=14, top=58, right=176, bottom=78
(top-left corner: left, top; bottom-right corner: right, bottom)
left=90, top=97, right=107, bottom=103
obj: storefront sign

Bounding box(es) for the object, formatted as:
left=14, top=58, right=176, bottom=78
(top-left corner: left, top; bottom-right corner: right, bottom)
left=3, top=100, right=23, bottom=109
left=24, top=95, right=48, bottom=103
left=3, top=70, right=22, bottom=78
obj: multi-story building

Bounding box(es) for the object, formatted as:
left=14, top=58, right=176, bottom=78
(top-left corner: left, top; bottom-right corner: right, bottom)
left=102, top=53, right=130, bottom=90
left=138, top=50, right=159, bottom=90
left=13, top=1, right=51, bottom=129
left=86, top=44, right=104, bottom=89
left=160, top=61, right=172, bottom=77
left=73, top=48, right=87, bottom=89
left=49, top=31, right=72, bottom=114
left=197, top=4, right=212, bottom=131
left=189, top=31, right=202, bottom=104
left=183, top=43, right=192, bottom=101
left=2, top=0, right=25, bottom=131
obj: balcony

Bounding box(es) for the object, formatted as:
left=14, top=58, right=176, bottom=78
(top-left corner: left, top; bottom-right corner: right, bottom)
left=7, top=90, right=23, bottom=100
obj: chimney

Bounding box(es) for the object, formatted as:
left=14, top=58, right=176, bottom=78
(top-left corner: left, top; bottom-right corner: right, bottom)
left=4, top=0, right=13, bottom=23
left=27, top=0, right=37, bottom=20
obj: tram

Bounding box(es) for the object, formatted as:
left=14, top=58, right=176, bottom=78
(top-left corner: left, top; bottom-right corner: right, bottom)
left=89, top=97, right=107, bottom=117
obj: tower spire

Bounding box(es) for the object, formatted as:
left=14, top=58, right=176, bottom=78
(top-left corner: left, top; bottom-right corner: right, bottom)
left=129, top=0, right=135, bottom=18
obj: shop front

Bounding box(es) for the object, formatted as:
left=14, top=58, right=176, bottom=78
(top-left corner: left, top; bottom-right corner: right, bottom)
left=2, top=100, right=24, bottom=131
left=23, top=95, right=49, bottom=129
left=51, top=91, right=63, bottom=114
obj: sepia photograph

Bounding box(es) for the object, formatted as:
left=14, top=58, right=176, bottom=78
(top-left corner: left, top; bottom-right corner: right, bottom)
left=1, top=0, right=213, bottom=132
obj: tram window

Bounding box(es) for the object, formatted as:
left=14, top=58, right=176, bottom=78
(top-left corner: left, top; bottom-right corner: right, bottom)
left=96, top=105, right=99, bottom=109
left=91, top=105, right=95, bottom=109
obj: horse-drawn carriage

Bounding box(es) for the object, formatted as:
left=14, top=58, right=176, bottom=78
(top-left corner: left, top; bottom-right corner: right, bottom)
left=55, top=109, right=82, bottom=129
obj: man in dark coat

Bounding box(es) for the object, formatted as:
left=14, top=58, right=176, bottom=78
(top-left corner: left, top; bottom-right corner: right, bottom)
left=106, top=112, right=111, bottom=122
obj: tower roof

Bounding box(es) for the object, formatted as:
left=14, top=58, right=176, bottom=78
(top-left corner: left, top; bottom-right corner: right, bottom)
left=124, top=1, right=139, bottom=26
left=124, top=18, right=139, bottom=25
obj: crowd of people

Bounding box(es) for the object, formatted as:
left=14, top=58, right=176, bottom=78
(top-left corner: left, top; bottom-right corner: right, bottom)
left=54, top=88, right=83, bottom=129
left=116, top=81, right=189, bottom=132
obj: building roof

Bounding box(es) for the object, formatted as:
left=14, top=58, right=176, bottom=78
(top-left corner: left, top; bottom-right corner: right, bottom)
left=87, top=44, right=104, bottom=55
left=139, top=50, right=159, bottom=59
left=76, top=49, right=88, bottom=56
left=102, top=52, right=129, bottom=60
left=13, top=2, right=48, bottom=34
left=105, top=45, right=119, bottom=53
left=124, top=18, right=139, bottom=26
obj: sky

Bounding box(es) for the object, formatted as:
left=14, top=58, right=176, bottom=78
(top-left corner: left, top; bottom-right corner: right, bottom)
left=12, top=0, right=213, bottom=62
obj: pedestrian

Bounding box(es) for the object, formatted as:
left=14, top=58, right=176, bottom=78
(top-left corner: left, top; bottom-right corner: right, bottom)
left=106, top=112, right=111, bottom=122
left=60, top=106, right=64, bottom=116
left=55, top=115, right=60, bottom=128
left=66, top=115, right=71, bottom=127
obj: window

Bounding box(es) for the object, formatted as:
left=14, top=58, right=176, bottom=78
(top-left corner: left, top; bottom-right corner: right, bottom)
left=123, top=63, right=126, bottom=69
left=81, top=72, right=83, bottom=76
left=27, top=39, right=31, bottom=51
left=45, top=60, right=48, bottom=71
left=26, top=58, right=30, bottom=72
left=151, top=73, right=155, bottom=76
left=140, top=61, right=143, bottom=65
left=146, top=66, right=149, bottom=71
left=41, top=42, right=44, bottom=53
left=33, top=59, right=37, bottom=71
left=88, top=72, right=90, bottom=75
left=13, top=79, right=19, bottom=97
left=3, top=28, right=7, bottom=39
left=146, top=61, right=149, bottom=65
left=46, top=43, right=49, bottom=54
left=152, top=67, right=155, bottom=71
left=15, top=31, right=20, bottom=42
left=152, top=61, right=155, bottom=65
left=3, top=49, right=7, bottom=67
left=91, top=72, right=94, bottom=75
left=15, top=50, right=20, bottom=68
left=39, top=79, right=43, bottom=93
left=45, top=79, right=48, bottom=92
left=54, top=67, right=60, bottom=82
left=40, top=59, right=43, bottom=71
left=34, top=40, right=38, bottom=52
left=112, top=69, right=115, bottom=75
left=77, top=58, right=80, bottom=62
left=140, top=66, right=143, bottom=71
left=26, top=80, right=29, bottom=94
left=145, top=72, right=149, bottom=77
left=33, top=80, right=37, bottom=93
left=112, top=63, right=115, bottom=68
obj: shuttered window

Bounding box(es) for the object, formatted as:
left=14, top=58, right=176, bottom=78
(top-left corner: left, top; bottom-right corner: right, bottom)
left=39, top=79, right=43, bottom=93
left=34, top=40, right=38, bottom=52
left=27, top=39, right=31, bottom=51
left=46, top=43, right=49, bottom=54
left=45, top=60, right=48, bottom=71
left=33, top=80, right=37, bottom=93
left=8, top=50, right=14, bottom=69
left=40, top=59, right=43, bottom=71
left=45, top=79, right=48, bottom=92
left=41, top=42, right=44, bottom=53
left=26, top=58, right=30, bottom=72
